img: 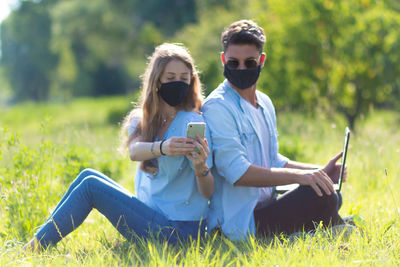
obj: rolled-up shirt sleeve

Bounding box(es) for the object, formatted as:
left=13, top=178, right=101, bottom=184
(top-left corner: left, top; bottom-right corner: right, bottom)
left=273, top=153, right=289, bottom=168
left=128, top=117, right=140, bottom=136
left=203, top=101, right=251, bottom=185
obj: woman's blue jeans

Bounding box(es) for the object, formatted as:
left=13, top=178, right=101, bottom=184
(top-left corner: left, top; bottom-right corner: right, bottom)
left=35, top=168, right=205, bottom=247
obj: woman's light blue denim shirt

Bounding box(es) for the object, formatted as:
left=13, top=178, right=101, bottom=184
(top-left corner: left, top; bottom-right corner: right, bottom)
left=202, top=80, right=288, bottom=240
left=129, top=110, right=213, bottom=221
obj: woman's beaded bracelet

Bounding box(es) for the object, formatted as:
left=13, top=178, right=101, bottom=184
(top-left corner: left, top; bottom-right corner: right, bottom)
left=150, top=142, right=157, bottom=157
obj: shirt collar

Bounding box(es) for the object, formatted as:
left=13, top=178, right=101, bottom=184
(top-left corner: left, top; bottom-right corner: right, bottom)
left=255, top=90, right=268, bottom=111
left=223, top=79, right=265, bottom=112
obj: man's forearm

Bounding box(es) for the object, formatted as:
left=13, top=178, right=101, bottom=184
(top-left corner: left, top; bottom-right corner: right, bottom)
left=284, top=160, right=321, bottom=170
left=234, top=164, right=303, bottom=187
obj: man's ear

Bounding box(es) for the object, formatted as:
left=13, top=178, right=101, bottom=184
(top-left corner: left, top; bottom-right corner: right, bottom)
left=220, top=52, right=226, bottom=65
left=260, top=52, right=266, bottom=67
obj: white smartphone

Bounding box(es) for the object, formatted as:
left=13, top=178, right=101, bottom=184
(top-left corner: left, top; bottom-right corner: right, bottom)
left=187, top=122, right=206, bottom=153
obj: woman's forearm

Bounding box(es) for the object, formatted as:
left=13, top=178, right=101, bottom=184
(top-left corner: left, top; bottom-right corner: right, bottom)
left=195, top=170, right=214, bottom=199
left=193, top=164, right=214, bottom=199
left=129, top=141, right=162, bottom=161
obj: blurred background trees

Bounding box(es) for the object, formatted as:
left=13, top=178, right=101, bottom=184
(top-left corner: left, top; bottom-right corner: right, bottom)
left=0, top=0, right=399, bottom=129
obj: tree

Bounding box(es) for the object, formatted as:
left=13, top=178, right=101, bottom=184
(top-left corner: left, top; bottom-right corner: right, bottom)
left=49, top=0, right=135, bottom=97
left=328, top=5, right=400, bottom=129
left=1, top=0, right=191, bottom=101
left=253, top=0, right=400, bottom=130
left=1, top=1, right=57, bottom=102
left=49, top=0, right=196, bottom=97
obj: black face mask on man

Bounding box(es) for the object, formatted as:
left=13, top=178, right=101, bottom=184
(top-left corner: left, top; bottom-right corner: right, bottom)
left=223, top=64, right=261, bottom=90
left=157, top=81, right=190, bottom=106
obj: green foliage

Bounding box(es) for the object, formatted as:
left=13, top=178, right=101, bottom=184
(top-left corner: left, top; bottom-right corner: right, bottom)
left=278, top=137, right=307, bottom=162
left=252, top=0, right=400, bottom=129
left=1, top=0, right=190, bottom=101
left=328, top=4, right=400, bottom=128
left=107, top=105, right=132, bottom=125
left=49, top=0, right=136, bottom=97
left=0, top=125, right=57, bottom=239
left=131, top=0, right=197, bottom=35
left=0, top=123, right=127, bottom=240
left=0, top=1, right=57, bottom=102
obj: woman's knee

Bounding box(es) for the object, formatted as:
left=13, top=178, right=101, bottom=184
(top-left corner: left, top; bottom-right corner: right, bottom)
left=65, top=168, right=96, bottom=192
left=73, top=168, right=101, bottom=184
left=80, top=175, right=103, bottom=189
left=77, top=168, right=98, bottom=179
left=75, top=175, right=105, bottom=202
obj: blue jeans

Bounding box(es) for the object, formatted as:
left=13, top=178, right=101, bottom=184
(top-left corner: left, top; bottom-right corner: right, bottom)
left=35, top=168, right=205, bottom=247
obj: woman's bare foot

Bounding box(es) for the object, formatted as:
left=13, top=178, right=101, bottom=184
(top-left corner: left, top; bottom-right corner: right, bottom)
left=22, top=237, right=43, bottom=252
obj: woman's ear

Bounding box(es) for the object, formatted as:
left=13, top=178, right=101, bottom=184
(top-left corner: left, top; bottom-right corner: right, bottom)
left=156, top=80, right=161, bottom=91
left=260, top=52, right=266, bottom=67
left=220, top=52, right=226, bottom=65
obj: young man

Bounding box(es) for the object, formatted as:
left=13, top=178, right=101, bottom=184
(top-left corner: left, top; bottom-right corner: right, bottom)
left=202, top=20, right=345, bottom=240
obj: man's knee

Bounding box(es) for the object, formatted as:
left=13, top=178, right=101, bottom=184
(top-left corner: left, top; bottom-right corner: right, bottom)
left=322, top=192, right=340, bottom=211
left=299, top=186, right=339, bottom=211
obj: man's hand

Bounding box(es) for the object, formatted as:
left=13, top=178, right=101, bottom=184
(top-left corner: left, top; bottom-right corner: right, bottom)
left=322, top=152, right=347, bottom=183
left=297, top=169, right=335, bottom=197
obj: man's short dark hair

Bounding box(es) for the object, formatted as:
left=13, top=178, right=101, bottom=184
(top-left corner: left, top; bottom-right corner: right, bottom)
left=221, top=20, right=266, bottom=52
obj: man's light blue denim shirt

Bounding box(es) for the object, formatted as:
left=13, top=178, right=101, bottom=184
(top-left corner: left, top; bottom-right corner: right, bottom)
left=129, top=110, right=213, bottom=221
left=202, top=80, right=288, bottom=240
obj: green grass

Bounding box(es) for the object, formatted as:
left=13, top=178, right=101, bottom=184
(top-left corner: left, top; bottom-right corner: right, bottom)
left=0, top=97, right=399, bottom=266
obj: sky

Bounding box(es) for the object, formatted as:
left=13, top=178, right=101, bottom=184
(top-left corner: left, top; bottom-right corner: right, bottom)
left=0, top=0, right=19, bottom=59
left=0, top=0, right=19, bottom=24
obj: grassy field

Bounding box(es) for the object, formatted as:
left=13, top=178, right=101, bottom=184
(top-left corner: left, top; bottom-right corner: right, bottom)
left=0, top=96, right=399, bottom=266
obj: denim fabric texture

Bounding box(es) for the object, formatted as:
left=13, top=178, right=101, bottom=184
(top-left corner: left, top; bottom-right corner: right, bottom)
left=35, top=169, right=205, bottom=247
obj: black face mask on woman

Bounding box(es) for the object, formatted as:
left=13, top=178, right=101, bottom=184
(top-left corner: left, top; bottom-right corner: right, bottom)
left=223, top=64, right=261, bottom=90
left=157, top=81, right=190, bottom=106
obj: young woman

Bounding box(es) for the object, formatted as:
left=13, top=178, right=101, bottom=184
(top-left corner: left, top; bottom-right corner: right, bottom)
left=24, top=43, right=214, bottom=251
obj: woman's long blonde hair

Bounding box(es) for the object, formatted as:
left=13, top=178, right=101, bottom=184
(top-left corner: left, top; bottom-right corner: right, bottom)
left=121, top=43, right=203, bottom=173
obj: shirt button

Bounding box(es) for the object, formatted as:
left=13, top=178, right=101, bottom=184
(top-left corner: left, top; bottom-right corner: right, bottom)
left=185, top=201, right=189, bottom=205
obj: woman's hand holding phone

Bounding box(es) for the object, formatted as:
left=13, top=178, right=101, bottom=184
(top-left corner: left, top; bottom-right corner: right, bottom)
left=186, top=134, right=210, bottom=174
left=161, top=137, right=196, bottom=156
